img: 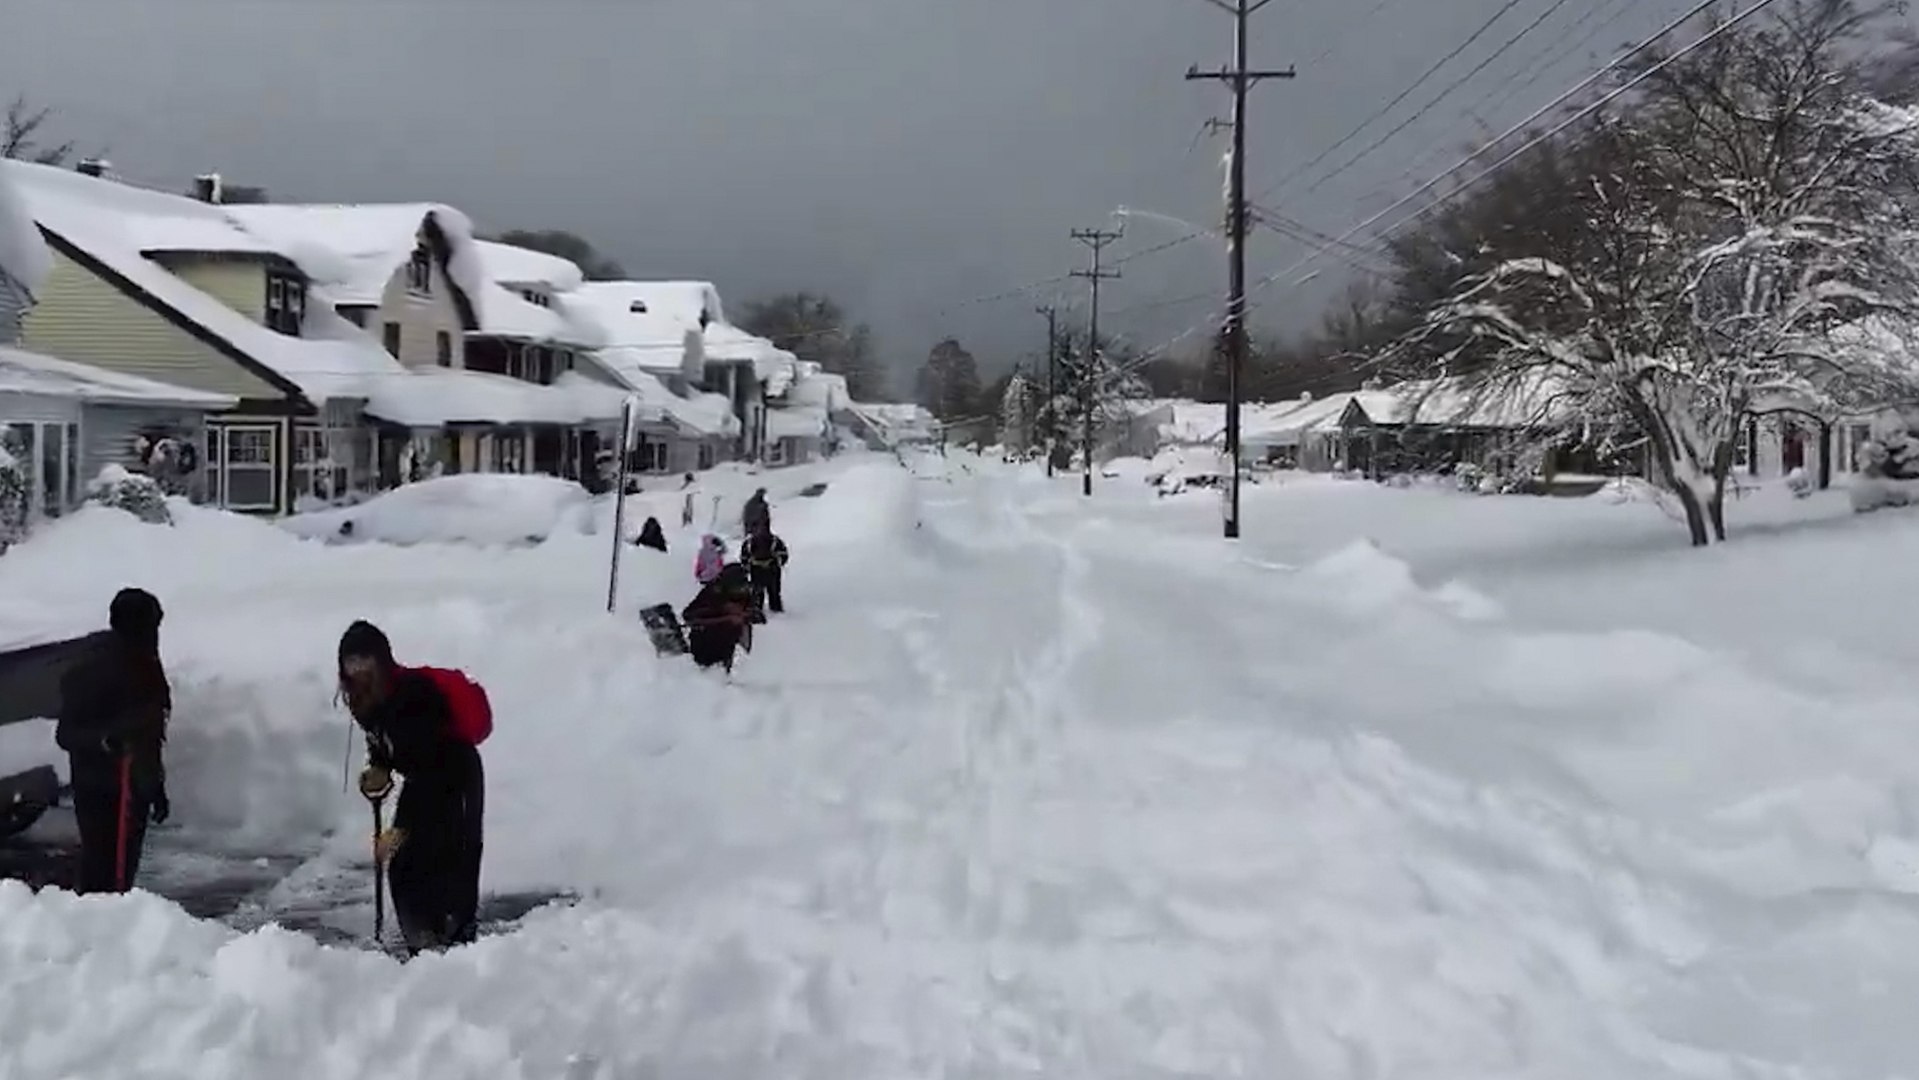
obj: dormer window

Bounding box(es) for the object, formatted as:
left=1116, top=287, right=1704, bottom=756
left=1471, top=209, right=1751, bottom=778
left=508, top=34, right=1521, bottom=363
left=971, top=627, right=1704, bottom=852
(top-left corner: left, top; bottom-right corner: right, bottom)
left=628, top=300, right=648, bottom=314
left=406, top=246, right=433, bottom=294
left=265, top=270, right=306, bottom=336
left=698, top=307, right=712, bottom=329
left=521, top=289, right=552, bottom=308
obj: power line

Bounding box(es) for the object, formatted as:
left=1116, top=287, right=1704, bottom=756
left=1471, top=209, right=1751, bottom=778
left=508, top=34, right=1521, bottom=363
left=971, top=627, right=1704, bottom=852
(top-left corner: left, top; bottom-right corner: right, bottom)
left=1242, top=0, right=1735, bottom=307
left=1252, top=0, right=1530, bottom=206
left=1299, top=0, right=1582, bottom=197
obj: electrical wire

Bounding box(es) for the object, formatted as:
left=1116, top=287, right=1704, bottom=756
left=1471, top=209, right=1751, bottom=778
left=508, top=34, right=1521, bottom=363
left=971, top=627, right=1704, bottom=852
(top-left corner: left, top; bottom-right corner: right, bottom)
left=1298, top=0, right=1583, bottom=197
left=1251, top=0, right=1532, bottom=205
left=1239, top=0, right=1739, bottom=310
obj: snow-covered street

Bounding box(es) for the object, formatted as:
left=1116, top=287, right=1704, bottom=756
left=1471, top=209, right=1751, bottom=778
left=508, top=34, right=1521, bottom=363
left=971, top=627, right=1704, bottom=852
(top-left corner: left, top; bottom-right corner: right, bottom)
left=5, top=456, right=1919, bottom=1079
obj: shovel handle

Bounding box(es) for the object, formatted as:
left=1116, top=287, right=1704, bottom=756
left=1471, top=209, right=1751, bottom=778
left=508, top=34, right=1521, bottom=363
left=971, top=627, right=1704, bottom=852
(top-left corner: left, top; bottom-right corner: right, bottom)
left=371, top=798, right=386, bottom=944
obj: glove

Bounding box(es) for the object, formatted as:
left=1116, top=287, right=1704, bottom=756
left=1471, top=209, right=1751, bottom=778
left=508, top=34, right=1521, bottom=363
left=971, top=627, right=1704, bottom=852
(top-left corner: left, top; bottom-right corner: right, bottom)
left=374, top=827, right=407, bottom=865
left=359, top=765, right=393, bottom=802
left=150, top=791, right=170, bottom=825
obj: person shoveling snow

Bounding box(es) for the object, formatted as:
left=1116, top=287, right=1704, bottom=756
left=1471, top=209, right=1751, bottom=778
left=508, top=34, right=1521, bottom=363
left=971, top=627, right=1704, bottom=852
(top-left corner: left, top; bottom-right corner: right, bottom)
left=338, top=621, right=488, bottom=957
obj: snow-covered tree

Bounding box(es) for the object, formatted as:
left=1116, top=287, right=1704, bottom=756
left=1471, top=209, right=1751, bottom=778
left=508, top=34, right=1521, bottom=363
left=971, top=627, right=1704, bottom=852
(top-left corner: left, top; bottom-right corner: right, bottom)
left=1389, top=1, right=1919, bottom=546
left=999, top=372, right=1041, bottom=453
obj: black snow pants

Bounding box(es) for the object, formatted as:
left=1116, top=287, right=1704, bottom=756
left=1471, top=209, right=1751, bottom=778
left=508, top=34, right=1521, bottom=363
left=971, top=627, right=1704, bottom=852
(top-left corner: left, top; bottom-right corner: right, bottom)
left=749, top=564, right=784, bottom=614
left=69, top=752, right=150, bottom=894
left=388, top=749, right=485, bottom=953
left=688, top=626, right=740, bottom=673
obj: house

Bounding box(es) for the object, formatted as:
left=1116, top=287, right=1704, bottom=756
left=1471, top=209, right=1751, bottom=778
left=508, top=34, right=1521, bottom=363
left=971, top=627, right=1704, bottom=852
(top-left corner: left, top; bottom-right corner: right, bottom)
left=1242, top=393, right=1355, bottom=471
left=0, top=345, right=236, bottom=518
left=578, top=280, right=799, bottom=460
left=220, top=201, right=630, bottom=487
left=761, top=360, right=849, bottom=465
left=0, top=162, right=46, bottom=343
left=5, top=160, right=407, bottom=515
left=843, top=402, right=937, bottom=450
left=564, top=279, right=741, bottom=476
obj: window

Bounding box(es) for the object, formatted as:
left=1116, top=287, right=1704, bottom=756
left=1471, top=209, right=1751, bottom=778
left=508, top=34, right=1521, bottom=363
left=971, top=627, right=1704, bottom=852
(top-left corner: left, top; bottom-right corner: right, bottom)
left=490, top=432, right=528, bottom=474
left=343, top=307, right=368, bottom=328
left=697, top=443, right=715, bottom=470
left=436, top=331, right=453, bottom=368
left=765, top=438, right=787, bottom=467
left=0, top=420, right=80, bottom=520
left=532, top=346, right=551, bottom=385
left=558, top=350, right=574, bottom=376
left=522, top=289, right=551, bottom=308
left=293, top=425, right=349, bottom=503
left=506, top=344, right=526, bottom=381
left=207, top=424, right=278, bottom=511
left=629, top=438, right=668, bottom=473
left=406, top=247, right=433, bottom=294
left=383, top=322, right=402, bottom=358
left=265, top=270, right=307, bottom=336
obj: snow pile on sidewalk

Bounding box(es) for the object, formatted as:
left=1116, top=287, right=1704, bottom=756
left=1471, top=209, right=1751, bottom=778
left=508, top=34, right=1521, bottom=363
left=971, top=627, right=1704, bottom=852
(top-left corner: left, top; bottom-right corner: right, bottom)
left=4, top=454, right=1919, bottom=1078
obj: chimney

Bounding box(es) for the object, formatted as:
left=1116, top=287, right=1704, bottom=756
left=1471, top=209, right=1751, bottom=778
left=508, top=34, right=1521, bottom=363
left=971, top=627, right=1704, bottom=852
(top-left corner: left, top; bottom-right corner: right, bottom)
left=76, top=158, right=111, bottom=178
left=192, top=173, right=223, bottom=204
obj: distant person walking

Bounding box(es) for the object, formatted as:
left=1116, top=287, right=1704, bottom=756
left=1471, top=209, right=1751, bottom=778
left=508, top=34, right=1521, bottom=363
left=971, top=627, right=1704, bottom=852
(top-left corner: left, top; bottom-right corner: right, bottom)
left=742, top=488, right=771, bottom=536
left=56, top=588, right=171, bottom=894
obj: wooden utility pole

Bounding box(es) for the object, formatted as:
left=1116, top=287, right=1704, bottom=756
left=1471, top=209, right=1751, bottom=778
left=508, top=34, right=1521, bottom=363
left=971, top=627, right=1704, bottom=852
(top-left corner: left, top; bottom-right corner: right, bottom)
left=1070, top=227, right=1121, bottom=497
left=1188, top=0, right=1293, bottom=538
left=1036, top=304, right=1059, bottom=476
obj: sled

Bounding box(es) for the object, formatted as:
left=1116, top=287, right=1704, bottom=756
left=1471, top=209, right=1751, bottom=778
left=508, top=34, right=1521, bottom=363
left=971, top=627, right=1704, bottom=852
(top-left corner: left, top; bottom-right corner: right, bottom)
left=640, top=603, right=689, bottom=656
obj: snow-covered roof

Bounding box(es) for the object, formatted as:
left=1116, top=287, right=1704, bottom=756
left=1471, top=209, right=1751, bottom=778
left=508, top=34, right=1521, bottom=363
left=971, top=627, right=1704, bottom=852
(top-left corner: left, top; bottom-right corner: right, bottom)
left=849, top=401, right=937, bottom=444
left=575, top=280, right=798, bottom=393
left=0, top=162, right=51, bottom=302
left=223, top=202, right=488, bottom=311
left=476, top=240, right=585, bottom=292
left=1347, top=374, right=1572, bottom=430
left=0, top=344, right=236, bottom=409
left=785, top=361, right=851, bottom=414
left=1243, top=394, right=1355, bottom=447
left=570, top=282, right=705, bottom=377
left=362, top=367, right=639, bottom=428
left=765, top=402, right=828, bottom=440
left=4, top=161, right=407, bottom=404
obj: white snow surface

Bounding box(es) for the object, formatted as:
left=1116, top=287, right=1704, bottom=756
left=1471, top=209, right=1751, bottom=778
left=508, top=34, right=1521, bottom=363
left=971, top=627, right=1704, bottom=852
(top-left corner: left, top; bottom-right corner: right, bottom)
left=475, top=240, right=586, bottom=292
left=0, top=159, right=51, bottom=299
left=2, top=162, right=406, bottom=404
left=0, top=344, right=236, bottom=408
left=7, top=462, right=1919, bottom=1078
left=360, top=368, right=632, bottom=428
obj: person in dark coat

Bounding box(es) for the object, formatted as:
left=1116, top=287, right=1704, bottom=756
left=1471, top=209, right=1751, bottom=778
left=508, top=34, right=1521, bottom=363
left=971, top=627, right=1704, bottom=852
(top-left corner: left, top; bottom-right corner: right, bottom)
left=338, top=621, right=485, bottom=956
left=742, top=526, right=789, bottom=615
left=636, top=516, right=668, bottom=553
left=742, top=488, right=771, bottom=536
left=682, top=564, right=754, bottom=673
left=55, top=587, right=171, bottom=894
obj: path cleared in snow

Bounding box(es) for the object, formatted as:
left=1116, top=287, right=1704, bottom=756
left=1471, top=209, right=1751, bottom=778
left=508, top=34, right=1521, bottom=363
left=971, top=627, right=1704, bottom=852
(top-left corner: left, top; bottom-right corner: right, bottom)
left=3, top=457, right=1919, bottom=1079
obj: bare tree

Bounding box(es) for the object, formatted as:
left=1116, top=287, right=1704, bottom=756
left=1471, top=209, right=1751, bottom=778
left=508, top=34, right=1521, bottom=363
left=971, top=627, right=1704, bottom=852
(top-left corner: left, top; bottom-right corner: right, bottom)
left=1390, top=1, right=1919, bottom=546
left=2, top=96, right=74, bottom=165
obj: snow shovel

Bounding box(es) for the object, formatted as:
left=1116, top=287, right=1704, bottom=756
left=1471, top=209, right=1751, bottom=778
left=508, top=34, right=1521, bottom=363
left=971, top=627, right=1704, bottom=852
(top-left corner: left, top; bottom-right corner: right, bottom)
left=114, top=754, right=133, bottom=893
left=370, top=796, right=387, bottom=945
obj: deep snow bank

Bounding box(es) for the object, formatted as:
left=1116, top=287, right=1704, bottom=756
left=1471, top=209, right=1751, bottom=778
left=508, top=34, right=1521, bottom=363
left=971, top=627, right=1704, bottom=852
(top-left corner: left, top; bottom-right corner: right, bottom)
left=280, top=474, right=592, bottom=546
left=9, top=462, right=1919, bottom=1078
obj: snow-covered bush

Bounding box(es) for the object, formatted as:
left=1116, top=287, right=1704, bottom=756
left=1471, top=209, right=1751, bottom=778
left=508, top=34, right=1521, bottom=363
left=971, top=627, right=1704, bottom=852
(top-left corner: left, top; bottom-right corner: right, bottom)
left=1453, top=461, right=1484, bottom=493
left=87, top=465, right=172, bottom=525
left=0, top=431, right=29, bottom=551
left=1785, top=467, right=1814, bottom=499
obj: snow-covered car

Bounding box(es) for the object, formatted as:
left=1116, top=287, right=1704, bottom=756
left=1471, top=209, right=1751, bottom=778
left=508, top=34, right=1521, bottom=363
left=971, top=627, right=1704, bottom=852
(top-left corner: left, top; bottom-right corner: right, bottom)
left=0, top=634, right=92, bottom=838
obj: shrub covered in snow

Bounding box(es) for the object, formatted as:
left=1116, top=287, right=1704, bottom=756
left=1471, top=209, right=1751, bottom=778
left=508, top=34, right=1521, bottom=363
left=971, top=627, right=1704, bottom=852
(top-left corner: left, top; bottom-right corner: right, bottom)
left=0, top=431, right=28, bottom=551
left=87, top=465, right=173, bottom=525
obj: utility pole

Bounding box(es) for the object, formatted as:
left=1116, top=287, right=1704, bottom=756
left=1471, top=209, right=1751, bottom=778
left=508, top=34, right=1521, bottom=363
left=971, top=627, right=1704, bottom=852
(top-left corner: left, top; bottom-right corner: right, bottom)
left=1036, top=304, right=1059, bottom=476
left=1188, top=0, right=1293, bottom=539
left=1070, top=226, right=1121, bottom=497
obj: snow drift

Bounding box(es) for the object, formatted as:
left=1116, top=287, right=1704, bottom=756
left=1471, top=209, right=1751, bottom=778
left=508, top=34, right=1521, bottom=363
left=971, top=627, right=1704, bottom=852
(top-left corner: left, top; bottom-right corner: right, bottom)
left=4, top=454, right=1919, bottom=1078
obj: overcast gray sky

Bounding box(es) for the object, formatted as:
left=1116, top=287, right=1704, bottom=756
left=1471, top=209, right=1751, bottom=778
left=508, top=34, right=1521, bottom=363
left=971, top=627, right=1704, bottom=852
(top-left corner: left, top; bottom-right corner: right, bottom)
left=7, top=0, right=1729, bottom=386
